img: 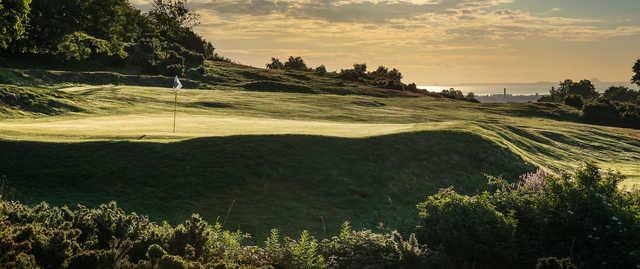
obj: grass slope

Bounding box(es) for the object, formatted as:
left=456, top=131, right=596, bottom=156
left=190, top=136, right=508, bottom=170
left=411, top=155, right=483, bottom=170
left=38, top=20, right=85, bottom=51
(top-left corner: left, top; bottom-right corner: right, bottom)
left=1, top=64, right=639, bottom=238
left=0, top=131, right=532, bottom=238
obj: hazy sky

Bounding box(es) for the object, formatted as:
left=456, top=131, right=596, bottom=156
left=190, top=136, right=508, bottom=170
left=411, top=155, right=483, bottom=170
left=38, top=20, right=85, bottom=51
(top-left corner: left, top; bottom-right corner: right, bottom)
left=132, top=0, right=640, bottom=84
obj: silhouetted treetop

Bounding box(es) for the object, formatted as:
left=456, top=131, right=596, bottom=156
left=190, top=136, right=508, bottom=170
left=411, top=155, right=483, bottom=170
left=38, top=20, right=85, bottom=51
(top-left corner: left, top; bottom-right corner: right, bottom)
left=633, top=58, right=640, bottom=87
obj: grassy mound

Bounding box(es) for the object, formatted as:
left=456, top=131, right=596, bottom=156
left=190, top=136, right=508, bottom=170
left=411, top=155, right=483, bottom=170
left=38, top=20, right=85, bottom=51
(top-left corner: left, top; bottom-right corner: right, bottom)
left=0, top=85, right=83, bottom=116
left=1, top=61, right=424, bottom=98
left=0, top=130, right=533, bottom=237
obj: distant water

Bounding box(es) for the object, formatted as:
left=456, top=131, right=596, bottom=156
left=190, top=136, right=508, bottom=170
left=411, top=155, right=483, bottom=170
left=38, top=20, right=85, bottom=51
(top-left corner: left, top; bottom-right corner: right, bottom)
left=419, top=81, right=636, bottom=96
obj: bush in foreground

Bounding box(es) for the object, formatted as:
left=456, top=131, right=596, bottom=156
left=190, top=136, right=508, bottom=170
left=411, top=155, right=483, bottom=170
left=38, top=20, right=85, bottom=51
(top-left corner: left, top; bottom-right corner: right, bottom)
left=0, top=202, right=432, bottom=268
left=416, top=163, right=640, bottom=268
left=1, top=164, right=638, bottom=268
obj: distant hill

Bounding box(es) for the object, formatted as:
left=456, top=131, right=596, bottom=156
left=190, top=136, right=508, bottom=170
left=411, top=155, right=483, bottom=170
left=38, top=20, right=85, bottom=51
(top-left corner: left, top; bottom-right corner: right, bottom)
left=420, top=80, right=636, bottom=95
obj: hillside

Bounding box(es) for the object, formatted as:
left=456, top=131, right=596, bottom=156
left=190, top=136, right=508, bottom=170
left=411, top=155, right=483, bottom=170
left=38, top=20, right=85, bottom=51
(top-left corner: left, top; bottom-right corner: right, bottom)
left=1, top=63, right=639, bottom=238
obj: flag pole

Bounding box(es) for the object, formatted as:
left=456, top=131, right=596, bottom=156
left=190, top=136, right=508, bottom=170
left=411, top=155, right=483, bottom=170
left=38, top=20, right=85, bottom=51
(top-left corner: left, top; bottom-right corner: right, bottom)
left=173, top=89, right=177, bottom=133
left=172, top=76, right=182, bottom=133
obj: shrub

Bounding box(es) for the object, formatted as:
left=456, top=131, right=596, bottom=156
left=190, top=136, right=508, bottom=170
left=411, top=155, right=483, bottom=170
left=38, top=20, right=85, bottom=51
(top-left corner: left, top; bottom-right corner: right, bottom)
left=159, top=255, right=188, bottom=269
left=266, top=57, right=284, bottom=70
left=321, top=222, right=434, bottom=269
left=582, top=100, right=619, bottom=123
left=633, top=58, right=640, bottom=87
left=536, top=257, right=577, bottom=269
left=440, top=88, right=465, bottom=100
left=55, top=32, right=121, bottom=61
left=165, top=64, right=185, bottom=77
left=564, top=94, right=584, bottom=109
left=581, top=100, right=640, bottom=128
left=285, top=230, right=325, bottom=268
left=315, top=65, right=327, bottom=75
left=490, top=163, right=640, bottom=267
left=1, top=164, right=638, bottom=268
left=416, top=188, right=517, bottom=268
left=603, top=86, right=639, bottom=103
left=405, top=83, right=418, bottom=92
left=284, top=56, right=309, bottom=71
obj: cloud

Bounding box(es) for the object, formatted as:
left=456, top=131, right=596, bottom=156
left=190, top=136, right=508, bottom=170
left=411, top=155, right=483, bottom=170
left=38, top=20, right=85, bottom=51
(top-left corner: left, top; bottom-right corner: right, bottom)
left=188, top=0, right=514, bottom=23
left=130, top=0, right=640, bottom=83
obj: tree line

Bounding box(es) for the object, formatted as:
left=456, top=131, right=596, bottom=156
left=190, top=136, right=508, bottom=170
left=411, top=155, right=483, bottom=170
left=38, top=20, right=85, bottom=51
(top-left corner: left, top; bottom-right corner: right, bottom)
left=539, top=58, right=640, bottom=128
left=0, top=0, right=220, bottom=76
left=266, top=56, right=479, bottom=102
left=266, top=57, right=417, bottom=92
left=1, top=163, right=638, bottom=268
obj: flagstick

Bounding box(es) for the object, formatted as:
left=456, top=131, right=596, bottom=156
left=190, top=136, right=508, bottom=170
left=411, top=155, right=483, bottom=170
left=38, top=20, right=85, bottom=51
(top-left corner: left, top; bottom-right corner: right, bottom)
left=173, top=90, right=178, bottom=133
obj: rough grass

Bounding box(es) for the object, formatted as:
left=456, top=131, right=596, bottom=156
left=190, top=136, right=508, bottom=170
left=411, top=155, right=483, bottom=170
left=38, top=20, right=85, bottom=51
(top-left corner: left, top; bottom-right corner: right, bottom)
left=1, top=65, right=639, bottom=238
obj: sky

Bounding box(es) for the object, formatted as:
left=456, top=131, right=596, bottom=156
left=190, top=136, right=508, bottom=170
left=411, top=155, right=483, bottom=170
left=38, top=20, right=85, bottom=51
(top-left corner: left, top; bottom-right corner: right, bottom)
left=131, top=0, right=640, bottom=85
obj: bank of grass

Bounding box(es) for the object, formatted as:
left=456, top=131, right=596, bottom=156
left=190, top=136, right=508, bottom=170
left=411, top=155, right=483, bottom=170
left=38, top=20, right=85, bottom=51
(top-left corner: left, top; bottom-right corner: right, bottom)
left=1, top=68, right=639, bottom=237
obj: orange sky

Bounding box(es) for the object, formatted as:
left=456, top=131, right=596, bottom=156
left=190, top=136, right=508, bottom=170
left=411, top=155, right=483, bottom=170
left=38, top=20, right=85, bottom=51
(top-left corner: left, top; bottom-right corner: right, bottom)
left=132, top=0, right=640, bottom=84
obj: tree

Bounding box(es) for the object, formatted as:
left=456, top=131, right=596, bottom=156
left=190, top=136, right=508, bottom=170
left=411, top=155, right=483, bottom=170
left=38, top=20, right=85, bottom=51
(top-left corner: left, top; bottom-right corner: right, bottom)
left=284, top=56, right=308, bottom=71
left=353, top=64, right=367, bottom=76
left=564, top=95, right=584, bottom=109
left=550, top=79, right=599, bottom=101
left=149, top=0, right=200, bottom=31
left=603, top=86, right=639, bottom=103
left=266, top=57, right=284, bottom=70
left=633, top=58, right=640, bottom=87
left=0, top=0, right=31, bottom=49
left=370, top=66, right=389, bottom=78
left=314, top=65, right=327, bottom=75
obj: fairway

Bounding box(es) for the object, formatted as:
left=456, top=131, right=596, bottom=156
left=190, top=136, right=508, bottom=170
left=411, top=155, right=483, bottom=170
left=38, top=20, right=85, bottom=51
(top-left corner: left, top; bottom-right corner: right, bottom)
left=1, top=85, right=639, bottom=237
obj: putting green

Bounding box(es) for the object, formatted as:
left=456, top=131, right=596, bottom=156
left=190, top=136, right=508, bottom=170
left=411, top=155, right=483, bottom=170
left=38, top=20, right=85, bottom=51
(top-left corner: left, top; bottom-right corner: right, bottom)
left=0, top=114, right=460, bottom=142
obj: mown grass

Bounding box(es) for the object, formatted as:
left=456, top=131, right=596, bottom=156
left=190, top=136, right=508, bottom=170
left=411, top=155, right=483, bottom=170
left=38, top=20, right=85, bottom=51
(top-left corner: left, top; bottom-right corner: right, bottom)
left=1, top=64, right=639, bottom=238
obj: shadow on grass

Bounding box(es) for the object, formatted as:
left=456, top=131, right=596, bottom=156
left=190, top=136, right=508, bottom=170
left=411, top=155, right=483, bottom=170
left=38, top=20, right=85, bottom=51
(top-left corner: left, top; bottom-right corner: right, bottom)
left=0, top=130, right=534, bottom=238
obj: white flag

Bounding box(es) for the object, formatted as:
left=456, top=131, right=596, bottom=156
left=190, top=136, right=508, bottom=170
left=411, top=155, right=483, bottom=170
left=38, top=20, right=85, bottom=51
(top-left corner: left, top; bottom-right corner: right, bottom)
left=173, top=76, right=183, bottom=90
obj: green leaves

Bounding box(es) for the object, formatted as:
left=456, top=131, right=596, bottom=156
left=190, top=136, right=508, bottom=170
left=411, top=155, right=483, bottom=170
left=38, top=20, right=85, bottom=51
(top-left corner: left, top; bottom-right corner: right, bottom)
left=0, top=0, right=32, bottom=49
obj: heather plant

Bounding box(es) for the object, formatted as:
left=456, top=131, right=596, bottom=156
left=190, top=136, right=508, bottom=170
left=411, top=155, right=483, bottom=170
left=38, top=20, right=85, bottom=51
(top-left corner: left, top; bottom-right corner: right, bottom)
left=513, top=168, right=549, bottom=191
left=489, top=163, right=640, bottom=267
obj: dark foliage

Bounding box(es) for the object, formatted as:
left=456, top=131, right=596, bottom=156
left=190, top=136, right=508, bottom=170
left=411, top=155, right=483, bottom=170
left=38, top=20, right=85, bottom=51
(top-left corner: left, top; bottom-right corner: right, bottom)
left=284, top=56, right=310, bottom=71
left=0, top=0, right=215, bottom=77
left=315, top=65, right=327, bottom=75
left=536, top=257, right=577, bottom=269
left=583, top=99, right=640, bottom=128
left=417, top=164, right=640, bottom=268
left=266, top=57, right=285, bottom=70
left=440, top=88, right=479, bottom=102
left=540, top=73, right=640, bottom=129
left=0, top=0, right=31, bottom=49
left=603, top=86, right=639, bottom=103
left=0, top=201, right=434, bottom=268
left=633, top=58, right=640, bottom=87
left=564, top=95, right=584, bottom=109
left=547, top=80, right=599, bottom=102
left=2, top=164, right=637, bottom=268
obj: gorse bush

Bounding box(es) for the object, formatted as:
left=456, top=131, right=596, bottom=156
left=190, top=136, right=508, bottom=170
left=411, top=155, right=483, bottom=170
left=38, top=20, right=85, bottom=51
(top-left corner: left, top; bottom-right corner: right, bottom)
left=0, top=201, right=434, bottom=268
left=416, top=188, right=517, bottom=268
left=1, top=164, right=638, bottom=268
